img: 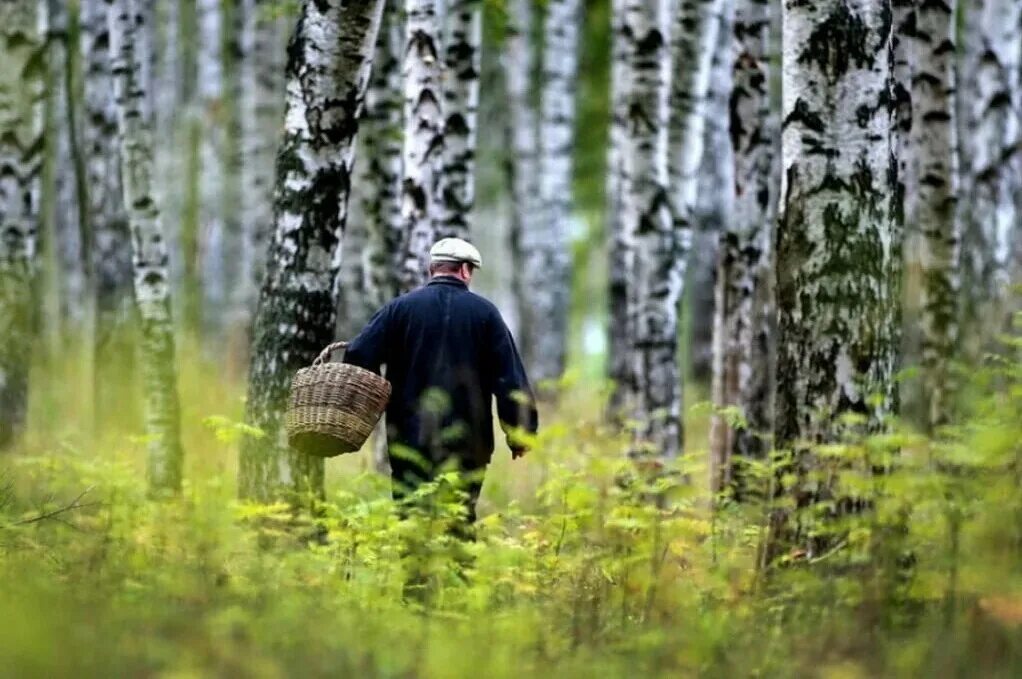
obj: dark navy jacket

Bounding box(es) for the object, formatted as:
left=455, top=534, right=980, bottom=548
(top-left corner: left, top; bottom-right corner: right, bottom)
left=344, top=277, right=538, bottom=467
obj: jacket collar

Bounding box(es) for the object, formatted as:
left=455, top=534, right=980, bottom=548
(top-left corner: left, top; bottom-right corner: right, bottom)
left=427, top=276, right=468, bottom=289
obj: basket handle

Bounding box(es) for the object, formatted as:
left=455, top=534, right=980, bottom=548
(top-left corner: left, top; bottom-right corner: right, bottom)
left=312, top=341, right=349, bottom=367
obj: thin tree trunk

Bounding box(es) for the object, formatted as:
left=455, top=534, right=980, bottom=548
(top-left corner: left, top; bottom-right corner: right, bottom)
left=239, top=0, right=385, bottom=503
left=197, top=0, right=226, bottom=336
left=439, top=0, right=482, bottom=239
left=83, top=0, right=134, bottom=429
left=958, top=0, right=1022, bottom=340
left=505, top=0, right=541, bottom=383
left=693, top=0, right=734, bottom=390
left=0, top=1, right=45, bottom=448
left=363, top=0, right=404, bottom=311
left=108, top=0, right=185, bottom=493
left=47, top=0, right=89, bottom=331
left=400, top=0, right=445, bottom=291
left=910, top=0, right=959, bottom=430
left=709, top=0, right=778, bottom=494
left=622, top=0, right=676, bottom=458
left=775, top=0, right=900, bottom=553
left=668, top=0, right=724, bottom=262
left=236, top=0, right=287, bottom=346
left=607, top=0, right=631, bottom=414
left=523, top=0, right=582, bottom=384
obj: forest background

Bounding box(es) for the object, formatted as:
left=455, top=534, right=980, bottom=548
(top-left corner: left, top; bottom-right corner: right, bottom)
left=2, top=0, right=1022, bottom=676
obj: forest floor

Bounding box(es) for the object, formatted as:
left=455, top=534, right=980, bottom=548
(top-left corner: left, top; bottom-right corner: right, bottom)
left=2, top=339, right=1022, bottom=677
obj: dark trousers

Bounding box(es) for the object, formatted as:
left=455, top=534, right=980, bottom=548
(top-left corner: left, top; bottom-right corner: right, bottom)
left=388, top=444, right=486, bottom=525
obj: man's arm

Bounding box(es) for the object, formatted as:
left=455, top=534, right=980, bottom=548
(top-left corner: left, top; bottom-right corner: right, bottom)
left=343, top=305, right=391, bottom=374
left=490, top=313, right=538, bottom=457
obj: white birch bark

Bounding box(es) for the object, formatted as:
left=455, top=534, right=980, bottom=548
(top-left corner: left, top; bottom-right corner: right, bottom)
left=622, top=0, right=678, bottom=457
left=524, top=0, right=582, bottom=384
left=0, top=1, right=45, bottom=447
left=709, top=0, right=778, bottom=494
left=240, top=0, right=385, bottom=502
left=439, top=0, right=482, bottom=239
left=362, top=1, right=404, bottom=311
left=237, top=0, right=287, bottom=335
left=83, top=0, right=133, bottom=421
left=505, top=0, right=541, bottom=382
left=908, top=0, right=959, bottom=430
left=197, top=0, right=226, bottom=334
left=958, top=0, right=1022, bottom=333
left=668, top=0, right=724, bottom=265
left=776, top=0, right=900, bottom=461
left=47, top=0, right=87, bottom=328
left=400, top=0, right=445, bottom=291
left=108, top=0, right=185, bottom=492
left=693, top=0, right=734, bottom=387
left=607, top=0, right=632, bottom=412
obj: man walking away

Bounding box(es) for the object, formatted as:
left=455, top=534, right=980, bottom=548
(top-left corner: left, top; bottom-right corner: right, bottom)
left=345, top=238, right=539, bottom=524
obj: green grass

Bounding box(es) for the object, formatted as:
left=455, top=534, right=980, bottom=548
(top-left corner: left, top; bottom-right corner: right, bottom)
left=2, top=339, right=1022, bottom=677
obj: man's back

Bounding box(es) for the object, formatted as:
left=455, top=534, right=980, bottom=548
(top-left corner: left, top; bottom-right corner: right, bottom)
left=345, top=276, right=537, bottom=466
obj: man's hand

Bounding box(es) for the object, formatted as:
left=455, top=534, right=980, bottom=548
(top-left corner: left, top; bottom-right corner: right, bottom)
left=511, top=445, right=529, bottom=460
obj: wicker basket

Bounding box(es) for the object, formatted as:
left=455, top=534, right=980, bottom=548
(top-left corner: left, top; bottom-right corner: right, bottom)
left=285, top=341, right=392, bottom=458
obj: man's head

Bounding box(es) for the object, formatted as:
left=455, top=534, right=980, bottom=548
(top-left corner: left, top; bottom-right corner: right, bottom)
left=429, top=238, right=482, bottom=284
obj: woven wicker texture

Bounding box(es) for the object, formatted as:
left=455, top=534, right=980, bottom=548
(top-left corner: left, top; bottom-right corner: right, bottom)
left=285, top=342, right=392, bottom=458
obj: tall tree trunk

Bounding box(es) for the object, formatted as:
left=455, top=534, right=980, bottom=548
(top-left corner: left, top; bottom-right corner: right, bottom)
left=505, top=0, right=540, bottom=378
left=909, top=0, right=959, bottom=430
left=607, top=0, right=632, bottom=413
left=439, top=0, right=481, bottom=239
left=523, top=0, right=581, bottom=384
left=108, top=0, right=185, bottom=493
left=236, top=0, right=287, bottom=350
left=83, top=0, right=134, bottom=429
left=239, top=0, right=385, bottom=503
left=197, top=0, right=226, bottom=336
left=400, top=0, right=445, bottom=291
left=668, top=0, right=724, bottom=260
left=709, top=0, right=778, bottom=494
left=692, top=0, right=734, bottom=388
left=363, top=1, right=404, bottom=311
left=46, top=0, right=87, bottom=331
left=958, top=1, right=1022, bottom=341
left=775, top=0, right=900, bottom=552
left=622, top=0, right=676, bottom=458
left=0, top=1, right=45, bottom=448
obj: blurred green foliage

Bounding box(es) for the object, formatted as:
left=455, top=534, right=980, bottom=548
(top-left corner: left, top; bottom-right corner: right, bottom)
left=3, top=335, right=1022, bottom=677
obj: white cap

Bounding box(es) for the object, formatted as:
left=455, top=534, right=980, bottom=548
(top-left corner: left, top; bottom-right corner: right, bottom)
left=429, top=238, right=483, bottom=268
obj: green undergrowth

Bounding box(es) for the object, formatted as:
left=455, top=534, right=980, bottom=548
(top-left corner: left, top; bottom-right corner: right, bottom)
left=2, top=339, right=1022, bottom=677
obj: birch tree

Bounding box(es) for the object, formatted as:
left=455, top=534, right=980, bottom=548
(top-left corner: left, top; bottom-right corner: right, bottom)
left=108, top=0, right=185, bottom=492
left=709, top=0, right=778, bottom=493
left=400, top=0, right=445, bottom=291
left=439, top=0, right=482, bottom=239
left=668, top=0, right=724, bottom=263
left=0, top=1, right=44, bottom=447
left=46, top=0, right=87, bottom=330
left=693, top=0, right=734, bottom=386
left=505, top=0, right=541, bottom=378
left=83, top=0, right=133, bottom=423
left=197, top=0, right=226, bottom=333
left=607, top=0, right=631, bottom=413
left=775, top=0, right=900, bottom=529
left=363, top=1, right=404, bottom=311
left=236, top=0, right=287, bottom=340
left=522, top=0, right=582, bottom=384
left=909, top=0, right=959, bottom=430
left=240, top=0, right=385, bottom=502
left=621, top=0, right=677, bottom=457
left=958, top=1, right=1022, bottom=338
